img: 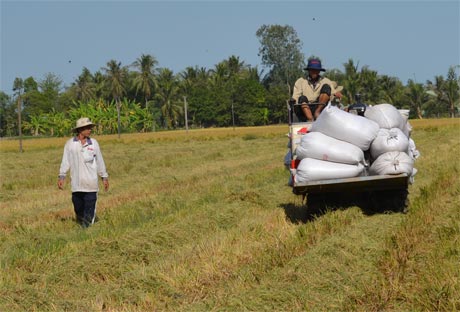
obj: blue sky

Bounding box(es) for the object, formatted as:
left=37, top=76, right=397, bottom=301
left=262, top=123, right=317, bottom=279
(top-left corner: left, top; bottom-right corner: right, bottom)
left=1, top=0, right=459, bottom=94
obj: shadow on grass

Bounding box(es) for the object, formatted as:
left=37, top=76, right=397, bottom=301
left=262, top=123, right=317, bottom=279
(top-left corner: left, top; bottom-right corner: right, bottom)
left=281, top=191, right=407, bottom=224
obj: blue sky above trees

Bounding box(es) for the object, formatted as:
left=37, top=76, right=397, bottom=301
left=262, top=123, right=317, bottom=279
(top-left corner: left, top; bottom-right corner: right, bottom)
left=1, top=0, right=459, bottom=93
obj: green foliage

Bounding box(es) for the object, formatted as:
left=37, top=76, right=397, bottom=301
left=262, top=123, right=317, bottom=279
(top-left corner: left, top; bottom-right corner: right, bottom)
left=256, top=24, right=305, bottom=89
left=187, top=83, right=216, bottom=127
left=155, top=68, right=182, bottom=129
left=131, top=54, right=158, bottom=109
left=233, top=79, right=267, bottom=126
left=67, top=67, right=96, bottom=102
left=405, top=79, right=430, bottom=118
left=0, top=92, right=12, bottom=136
left=1, top=24, right=458, bottom=138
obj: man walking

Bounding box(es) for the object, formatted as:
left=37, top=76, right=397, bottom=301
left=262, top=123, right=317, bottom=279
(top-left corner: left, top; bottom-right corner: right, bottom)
left=58, top=117, right=109, bottom=227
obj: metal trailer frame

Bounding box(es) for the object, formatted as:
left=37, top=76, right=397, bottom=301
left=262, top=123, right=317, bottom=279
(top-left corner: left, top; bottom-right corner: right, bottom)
left=287, top=102, right=410, bottom=202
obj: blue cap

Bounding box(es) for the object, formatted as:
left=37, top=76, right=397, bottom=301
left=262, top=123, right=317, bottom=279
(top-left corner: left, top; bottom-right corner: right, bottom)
left=304, top=59, right=325, bottom=71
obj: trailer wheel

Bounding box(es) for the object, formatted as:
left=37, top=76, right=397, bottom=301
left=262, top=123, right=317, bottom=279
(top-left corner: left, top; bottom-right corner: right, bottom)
left=307, top=192, right=353, bottom=214
left=306, top=193, right=326, bottom=214
left=371, top=189, right=409, bottom=213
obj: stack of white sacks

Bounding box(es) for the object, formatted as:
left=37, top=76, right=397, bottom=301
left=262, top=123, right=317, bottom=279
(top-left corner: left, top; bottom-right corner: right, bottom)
left=293, top=104, right=419, bottom=184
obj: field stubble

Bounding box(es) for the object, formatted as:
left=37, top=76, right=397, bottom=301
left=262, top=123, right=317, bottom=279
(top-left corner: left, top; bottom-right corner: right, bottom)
left=0, top=120, right=459, bottom=311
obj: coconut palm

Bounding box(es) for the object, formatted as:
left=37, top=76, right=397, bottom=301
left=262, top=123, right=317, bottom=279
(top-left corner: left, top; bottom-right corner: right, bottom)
left=405, top=79, right=427, bottom=119
left=72, top=67, right=95, bottom=101
left=180, top=66, right=210, bottom=95
left=178, top=66, right=213, bottom=128
left=209, top=61, right=234, bottom=126
left=341, top=59, right=361, bottom=103
left=210, top=62, right=229, bottom=87
left=378, top=75, right=405, bottom=105
left=103, top=60, right=127, bottom=138
left=93, top=71, right=106, bottom=100
left=227, top=55, right=247, bottom=78
left=359, top=67, right=380, bottom=104
left=435, top=67, right=459, bottom=118
left=131, top=54, right=158, bottom=109
left=155, top=68, right=182, bottom=129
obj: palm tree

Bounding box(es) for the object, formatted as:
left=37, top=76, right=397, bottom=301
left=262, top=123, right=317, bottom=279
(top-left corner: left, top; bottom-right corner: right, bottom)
left=93, top=71, right=106, bottom=100
left=103, top=60, right=126, bottom=138
left=443, top=67, right=459, bottom=118
left=178, top=67, right=212, bottom=128
left=210, top=61, right=235, bottom=126
left=180, top=67, right=211, bottom=96
left=359, top=67, right=380, bottom=104
left=72, top=67, right=95, bottom=101
left=210, top=62, right=229, bottom=87
left=378, top=75, right=404, bottom=105
left=246, top=66, right=263, bottom=82
left=405, top=79, right=427, bottom=119
left=131, top=54, right=158, bottom=109
left=155, top=68, right=182, bottom=129
left=341, top=59, right=361, bottom=104
left=227, top=55, right=247, bottom=78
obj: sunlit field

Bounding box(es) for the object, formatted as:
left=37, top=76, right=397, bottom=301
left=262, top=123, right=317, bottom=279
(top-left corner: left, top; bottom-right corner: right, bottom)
left=1, top=119, right=459, bottom=311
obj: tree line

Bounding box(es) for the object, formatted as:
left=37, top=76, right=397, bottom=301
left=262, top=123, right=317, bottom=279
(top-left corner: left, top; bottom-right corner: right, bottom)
left=1, top=24, right=458, bottom=137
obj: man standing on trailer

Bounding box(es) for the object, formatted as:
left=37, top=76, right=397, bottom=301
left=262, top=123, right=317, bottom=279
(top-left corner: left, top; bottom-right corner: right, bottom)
left=58, top=117, right=109, bottom=228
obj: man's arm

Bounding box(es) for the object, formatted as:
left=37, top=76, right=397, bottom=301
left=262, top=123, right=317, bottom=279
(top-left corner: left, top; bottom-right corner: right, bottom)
left=57, top=141, right=70, bottom=189
left=329, top=79, right=343, bottom=101
left=94, top=140, right=109, bottom=191
left=291, top=78, right=305, bottom=103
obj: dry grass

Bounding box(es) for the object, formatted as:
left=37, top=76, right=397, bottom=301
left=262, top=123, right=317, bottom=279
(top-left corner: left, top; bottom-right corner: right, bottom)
left=0, top=119, right=459, bottom=311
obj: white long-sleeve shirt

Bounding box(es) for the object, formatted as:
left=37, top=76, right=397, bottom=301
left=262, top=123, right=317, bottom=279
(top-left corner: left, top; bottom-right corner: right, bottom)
left=59, top=137, right=108, bottom=192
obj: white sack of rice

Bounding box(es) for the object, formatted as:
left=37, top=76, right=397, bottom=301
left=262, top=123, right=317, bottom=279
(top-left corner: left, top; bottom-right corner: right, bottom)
left=364, top=103, right=406, bottom=130
left=398, top=109, right=410, bottom=121
left=370, top=128, right=409, bottom=160
left=295, top=158, right=364, bottom=183
left=295, top=132, right=364, bottom=165
left=311, top=105, right=379, bottom=151
left=407, top=138, right=421, bottom=160
left=396, top=108, right=413, bottom=137
left=369, top=151, right=414, bottom=176
left=402, top=121, right=413, bottom=138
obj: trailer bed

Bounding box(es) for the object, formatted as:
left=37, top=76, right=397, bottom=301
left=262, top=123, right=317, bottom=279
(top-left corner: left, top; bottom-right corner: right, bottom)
left=292, top=173, right=409, bottom=195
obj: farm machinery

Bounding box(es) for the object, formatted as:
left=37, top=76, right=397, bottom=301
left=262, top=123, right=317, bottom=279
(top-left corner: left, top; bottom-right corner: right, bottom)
left=287, top=99, right=411, bottom=213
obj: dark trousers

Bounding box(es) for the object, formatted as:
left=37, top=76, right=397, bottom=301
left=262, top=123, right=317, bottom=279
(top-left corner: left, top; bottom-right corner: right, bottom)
left=72, top=192, right=97, bottom=227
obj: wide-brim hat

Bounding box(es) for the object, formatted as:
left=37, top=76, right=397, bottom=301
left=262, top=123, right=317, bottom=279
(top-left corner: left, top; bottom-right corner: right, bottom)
left=72, top=117, right=96, bottom=132
left=304, top=59, right=326, bottom=71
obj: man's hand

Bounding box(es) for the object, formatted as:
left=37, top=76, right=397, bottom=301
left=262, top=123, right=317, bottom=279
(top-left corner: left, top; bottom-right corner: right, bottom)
left=298, top=95, right=309, bottom=105
left=334, top=91, right=343, bottom=99
left=57, top=179, right=64, bottom=190
left=103, top=179, right=109, bottom=192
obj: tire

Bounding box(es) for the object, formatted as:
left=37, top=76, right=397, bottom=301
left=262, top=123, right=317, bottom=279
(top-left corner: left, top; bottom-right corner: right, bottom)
left=307, top=193, right=326, bottom=214
left=371, top=189, right=409, bottom=213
